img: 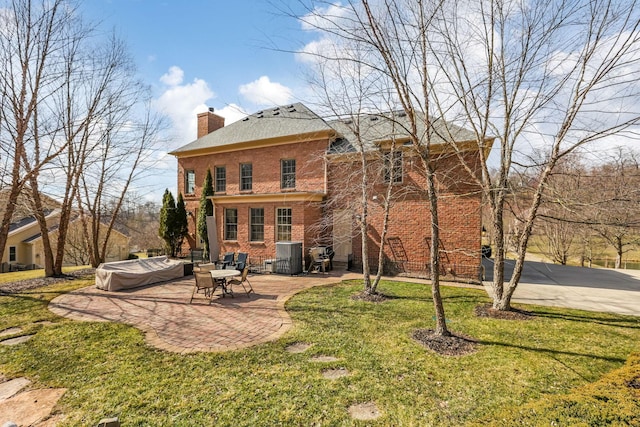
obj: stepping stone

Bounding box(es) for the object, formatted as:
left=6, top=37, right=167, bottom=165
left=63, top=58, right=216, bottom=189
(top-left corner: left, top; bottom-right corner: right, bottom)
left=0, top=388, right=66, bottom=426
left=348, top=401, right=382, bottom=421
left=309, top=355, right=340, bottom=362
left=0, top=335, right=34, bottom=346
left=322, top=368, right=350, bottom=379
left=0, top=378, right=31, bottom=401
left=0, top=327, right=22, bottom=338
left=285, top=342, right=312, bottom=353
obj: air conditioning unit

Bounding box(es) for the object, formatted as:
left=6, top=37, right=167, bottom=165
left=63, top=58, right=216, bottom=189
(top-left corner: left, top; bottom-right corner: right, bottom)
left=275, top=242, right=303, bottom=275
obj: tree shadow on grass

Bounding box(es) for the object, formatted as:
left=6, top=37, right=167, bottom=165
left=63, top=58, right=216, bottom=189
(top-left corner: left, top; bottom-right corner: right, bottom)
left=528, top=308, right=640, bottom=329
left=477, top=338, right=628, bottom=366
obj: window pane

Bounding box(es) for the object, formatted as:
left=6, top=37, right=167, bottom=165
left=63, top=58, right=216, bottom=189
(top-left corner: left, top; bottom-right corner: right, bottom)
left=383, top=151, right=402, bottom=183
left=250, top=208, right=264, bottom=241
left=215, top=166, right=226, bottom=192
left=281, top=159, right=296, bottom=189
left=240, top=163, right=252, bottom=191
left=186, top=170, right=196, bottom=193
left=9, top=246, right=16, bottom=262
left=224, top=208, right=237, bottom=240
left=276, top=208, right=292, bottom=241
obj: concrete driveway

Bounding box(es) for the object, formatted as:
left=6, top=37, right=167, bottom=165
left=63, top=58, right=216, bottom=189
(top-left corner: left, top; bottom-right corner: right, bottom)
left=482, top=258, right=640, bottom=316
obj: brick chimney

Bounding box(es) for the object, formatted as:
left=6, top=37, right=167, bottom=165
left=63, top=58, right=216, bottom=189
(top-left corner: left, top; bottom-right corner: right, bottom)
left=197, top=107, right=225, bottom=138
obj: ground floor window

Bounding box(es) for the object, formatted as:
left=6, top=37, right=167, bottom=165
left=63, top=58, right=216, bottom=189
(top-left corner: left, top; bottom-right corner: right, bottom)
left=276, top=207, right=292, bottom=241
left=224, top=208, right=238, bottom=240
left=250, top=207, right=264, bottom=241
left=9, top=246, right=16, bottom=262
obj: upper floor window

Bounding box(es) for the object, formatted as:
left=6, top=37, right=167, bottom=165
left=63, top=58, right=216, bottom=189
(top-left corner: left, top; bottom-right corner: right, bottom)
left=224, top=208, right=238, bottom=240
left=383, top=150, right=403, bottom=184
left=9, top=246, right=16, bottom=262
left=215, top=166, right=226, bottom=193
left=240, top=163, right=252, bottom=191
left=185, top=170, right=196, bottom=194
left=250, top=207, right=264, bottom=242
left=276, top=207, right=292, bottom=241
left=281, top=159, right=296, bottom=189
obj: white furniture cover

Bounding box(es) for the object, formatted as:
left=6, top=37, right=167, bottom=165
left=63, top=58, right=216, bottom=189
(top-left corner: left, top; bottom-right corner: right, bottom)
left=95, top=256, right=184, bottom=291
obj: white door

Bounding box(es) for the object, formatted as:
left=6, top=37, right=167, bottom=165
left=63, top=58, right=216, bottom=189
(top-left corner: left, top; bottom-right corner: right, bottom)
left=332, top=209, right=352, bottom=262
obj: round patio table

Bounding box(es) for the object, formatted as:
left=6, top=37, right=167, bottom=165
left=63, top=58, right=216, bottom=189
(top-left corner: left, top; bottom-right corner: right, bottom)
left=210, top=269, right=241, bottom=297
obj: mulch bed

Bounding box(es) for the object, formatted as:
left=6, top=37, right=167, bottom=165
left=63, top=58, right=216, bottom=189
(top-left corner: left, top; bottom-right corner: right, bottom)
left=412, top=329, right=478, bottom=356
left=351, top=290, right=389, bottom=303
left=0, top=268, right=95, bottom=295
left=474, top=303, right=535, bottom=320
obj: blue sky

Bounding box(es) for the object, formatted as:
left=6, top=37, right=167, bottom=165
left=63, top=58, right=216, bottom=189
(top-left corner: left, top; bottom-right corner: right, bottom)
left=81, top=1, right=315, bottom=200
left=78, top=1, right=639, bottom=202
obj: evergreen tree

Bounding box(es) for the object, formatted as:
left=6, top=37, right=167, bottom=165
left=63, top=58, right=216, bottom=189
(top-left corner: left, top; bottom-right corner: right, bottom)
left=175, top=193, right=189, bottom=256
left=159, top=189, right=178, bottom=257
left=197, top=169, right=214, bottom=257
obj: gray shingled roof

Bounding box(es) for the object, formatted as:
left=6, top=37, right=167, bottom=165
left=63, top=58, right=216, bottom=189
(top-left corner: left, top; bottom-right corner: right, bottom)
left=8, top=209, right=55, bottom=233
left=171, top=103, right=480, bottom=156
left=8, top=215, right=37, bottom=233
left=170, top=103, right=335, bottom=155
left=327, top=111, right=479, bottom=154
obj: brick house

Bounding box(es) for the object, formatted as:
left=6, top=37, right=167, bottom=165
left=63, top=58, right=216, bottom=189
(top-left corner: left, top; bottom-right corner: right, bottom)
left=170, top=103, right=489, bottom=280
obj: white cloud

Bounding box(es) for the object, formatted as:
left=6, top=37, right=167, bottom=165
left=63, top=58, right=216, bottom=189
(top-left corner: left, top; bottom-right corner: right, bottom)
left=153, top=66, right=215, bottom=146
left=215, top=103, right=249, bottom=124
left=239, top=76, right=293, bottom=107
left=160, top=65, right=184, bottom=86
left=299, top=2, right=350, bottom=32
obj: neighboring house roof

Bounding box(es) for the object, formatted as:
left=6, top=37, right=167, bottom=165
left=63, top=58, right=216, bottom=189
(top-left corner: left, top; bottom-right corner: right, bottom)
left=8, top=215, right=38, bottom=233
left=170, top=103, right=335, bottom=155
left=8, top=209, right=58, bottom=235
left=327, top=111, right=480, bottom=154
left=0, top=188, right=61, bottom=224
left=23, top=214, right=131, bottom=245
left=22, top=233, right=42, bottom=243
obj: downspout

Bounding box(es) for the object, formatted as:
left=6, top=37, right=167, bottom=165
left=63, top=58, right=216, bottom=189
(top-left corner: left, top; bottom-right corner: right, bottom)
left=206, top=198, right=219, bottom=263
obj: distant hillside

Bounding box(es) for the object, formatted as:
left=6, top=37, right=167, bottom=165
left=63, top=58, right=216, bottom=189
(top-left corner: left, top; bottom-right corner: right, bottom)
left=0, top=188, right=61, bottom=223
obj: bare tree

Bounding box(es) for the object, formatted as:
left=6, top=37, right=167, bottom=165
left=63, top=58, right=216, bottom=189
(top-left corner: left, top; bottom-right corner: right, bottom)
left=0, top=0, right=75, bottom=267
left=295, top=0, right=640, bottom=316
left=587, top=149, right=640, bottom=268
left=0, top=0, right=164, bottom=275
left=426, top=0, right=640, bottom=310
left=76, top=99, right=163, bottom=268
left=32, top=28, right=139, bottom=275
left=533, top=148, right=640, bottom=268
left=297, top=0, right=464, bottom=336
left=303, top=40, right=408, bottom=294
left=526, top=156, right=586, bottom=264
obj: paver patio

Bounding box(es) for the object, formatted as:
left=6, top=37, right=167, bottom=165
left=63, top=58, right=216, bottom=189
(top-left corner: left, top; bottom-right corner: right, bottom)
left=48, top=263, right=639, bottom=354
left=49, top=271, right=360, bottom=353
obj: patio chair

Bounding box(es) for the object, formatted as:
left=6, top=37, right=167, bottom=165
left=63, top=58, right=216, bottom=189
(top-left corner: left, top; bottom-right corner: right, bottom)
left=307, top=248, right=330, bottom=274
left=220, top=252, right=235, bottom=269
left=235, top=252, right=248, bottom=271
left=190, top=271, right=221, bottom=304
left=227, top=267, right=253, bottom=296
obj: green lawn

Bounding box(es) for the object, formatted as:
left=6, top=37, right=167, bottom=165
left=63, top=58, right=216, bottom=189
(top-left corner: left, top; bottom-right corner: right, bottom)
left=0, top=277, right=639, bottom=426
left=0, top=265, right=90, bottom=284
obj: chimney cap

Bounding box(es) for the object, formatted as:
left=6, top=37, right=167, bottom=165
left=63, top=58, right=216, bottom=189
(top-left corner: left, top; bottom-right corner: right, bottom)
left=208, top=107, right=214, bottom=113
